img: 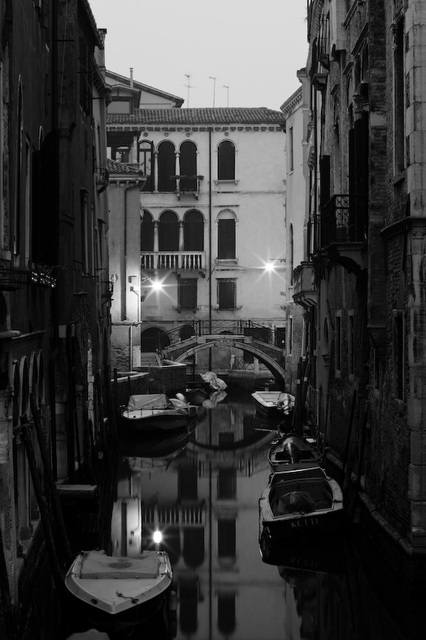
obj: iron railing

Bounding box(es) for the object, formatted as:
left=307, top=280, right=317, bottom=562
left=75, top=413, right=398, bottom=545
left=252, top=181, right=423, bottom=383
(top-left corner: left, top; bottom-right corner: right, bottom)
left=162, top=320, right=276, bottom=349
left=320, top=194, right=367, bottom=247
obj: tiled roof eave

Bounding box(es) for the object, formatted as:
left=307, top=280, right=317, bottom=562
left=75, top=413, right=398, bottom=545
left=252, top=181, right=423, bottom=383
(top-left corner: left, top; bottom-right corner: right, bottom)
left=106, top=107, right=286, bottom=128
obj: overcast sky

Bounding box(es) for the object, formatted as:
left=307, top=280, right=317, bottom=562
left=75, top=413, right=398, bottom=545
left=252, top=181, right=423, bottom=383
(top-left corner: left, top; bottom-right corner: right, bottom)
left=89, top=0, right=308, bottom=111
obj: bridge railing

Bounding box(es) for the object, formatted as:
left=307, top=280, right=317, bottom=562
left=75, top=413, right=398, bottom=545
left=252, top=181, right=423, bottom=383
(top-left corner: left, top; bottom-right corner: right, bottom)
left=163, top=320, right=277, bottom=349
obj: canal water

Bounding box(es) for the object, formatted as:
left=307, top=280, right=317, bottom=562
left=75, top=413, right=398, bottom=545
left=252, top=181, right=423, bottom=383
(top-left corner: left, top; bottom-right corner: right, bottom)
left=62, top=387, right=426, bottom=640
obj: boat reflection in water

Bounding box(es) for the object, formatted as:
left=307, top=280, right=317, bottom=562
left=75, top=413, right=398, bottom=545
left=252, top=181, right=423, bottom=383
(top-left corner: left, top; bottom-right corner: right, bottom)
left=107, top=389, right=426, bottom=640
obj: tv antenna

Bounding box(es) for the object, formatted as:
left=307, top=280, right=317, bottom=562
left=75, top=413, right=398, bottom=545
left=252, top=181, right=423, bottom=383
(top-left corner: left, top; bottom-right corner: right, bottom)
left=209, top=76, right=216, bottom=107
left=223, top=84, right=230, bottom=107
left=184, top=74, right=193, bottom=107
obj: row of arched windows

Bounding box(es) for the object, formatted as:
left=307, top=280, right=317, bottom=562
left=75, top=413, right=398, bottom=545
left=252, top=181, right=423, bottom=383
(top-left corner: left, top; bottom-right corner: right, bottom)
left=137, top=139, right=236, bottom=192
left=141, top=209, right=204, bottom=252
left=141, top=209, right=236, bottom=260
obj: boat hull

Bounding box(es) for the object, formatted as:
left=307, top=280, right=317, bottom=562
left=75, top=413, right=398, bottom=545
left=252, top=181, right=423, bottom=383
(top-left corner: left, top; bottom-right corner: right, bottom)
left=65, top=550, right=173, bottom=631
left=259, top=463, right=344, bottom=542
left=120, top=393, right=204, bottom=434
left=251, top=391, right=295, bottom=420
left=268, top=435, right=321, bottom=469
left=120, top=411, right=190, bottom=433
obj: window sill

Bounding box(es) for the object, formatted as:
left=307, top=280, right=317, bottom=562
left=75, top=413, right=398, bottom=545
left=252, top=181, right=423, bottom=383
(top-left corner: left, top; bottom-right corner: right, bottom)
left=215, top=306, right=242, bottom=312
left=215, top=258, right=238, bottom=265
left=173, top=306, right=200, bottom=313
left=215, top=179, right=239, bottom=185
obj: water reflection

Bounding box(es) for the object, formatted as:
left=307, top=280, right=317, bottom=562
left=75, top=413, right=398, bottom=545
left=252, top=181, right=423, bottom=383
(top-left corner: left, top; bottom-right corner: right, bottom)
left=102, top=389, right=426, bottom=640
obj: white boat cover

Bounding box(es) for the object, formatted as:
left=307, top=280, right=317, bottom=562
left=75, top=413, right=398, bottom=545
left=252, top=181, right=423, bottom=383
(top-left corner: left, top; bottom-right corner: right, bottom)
left=126, top=394, right=169, bottom=411
left=201, top=371, right=227, bottom=390
left=79, top=550, right=160, bottom=580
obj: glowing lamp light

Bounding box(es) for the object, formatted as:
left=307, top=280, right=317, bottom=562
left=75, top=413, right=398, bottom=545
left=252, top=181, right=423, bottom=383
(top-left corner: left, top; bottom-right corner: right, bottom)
left=150, top=279, right=164, bottom=292
left=264, top=261, right=276, bottom=273
left=153, top=529, right=163, bottom=544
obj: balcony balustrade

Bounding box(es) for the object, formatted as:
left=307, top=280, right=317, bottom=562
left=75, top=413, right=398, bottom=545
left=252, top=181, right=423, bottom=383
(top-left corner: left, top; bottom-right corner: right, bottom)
left=141, top=251, right=205, bottom=271
left=293, top=261, right=317, bottom=309
left=320, top=194, right=367, bottom=247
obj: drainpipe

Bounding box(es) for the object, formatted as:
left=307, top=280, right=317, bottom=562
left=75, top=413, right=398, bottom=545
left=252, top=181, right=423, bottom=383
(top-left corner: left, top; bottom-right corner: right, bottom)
left=208, top=129, right=213, bottom=370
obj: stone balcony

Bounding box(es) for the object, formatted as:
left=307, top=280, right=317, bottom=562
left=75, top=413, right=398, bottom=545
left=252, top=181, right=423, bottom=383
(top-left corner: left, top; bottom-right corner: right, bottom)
left=141, top=251, right=206, bottom=272
left=293, top=261, right=317, bottom=309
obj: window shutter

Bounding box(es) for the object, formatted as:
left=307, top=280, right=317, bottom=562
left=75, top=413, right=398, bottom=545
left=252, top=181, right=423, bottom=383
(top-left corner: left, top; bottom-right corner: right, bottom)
left=178, top=279, right=197, bottom=309
left=218, top=219, right=235, bottom=259
left=218, top=279, right=236, bottom=309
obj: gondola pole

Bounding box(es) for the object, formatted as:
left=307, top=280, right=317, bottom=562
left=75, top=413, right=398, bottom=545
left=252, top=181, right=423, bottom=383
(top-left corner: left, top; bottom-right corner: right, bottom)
left=20, top=421, right=64, bottom=590
left=30, top=394, right=72, bottom=565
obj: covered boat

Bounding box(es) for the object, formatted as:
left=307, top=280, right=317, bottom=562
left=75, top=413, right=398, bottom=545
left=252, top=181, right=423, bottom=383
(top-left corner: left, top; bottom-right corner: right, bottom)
left=251, top=390, right=295, bottom=419
left=65, top=550, right=173, bottom=628
left=268, top=434, right=322, bottom=469
left=259, top=463, right=344, bottom=542
left=119, top=393, right=201, bottom=432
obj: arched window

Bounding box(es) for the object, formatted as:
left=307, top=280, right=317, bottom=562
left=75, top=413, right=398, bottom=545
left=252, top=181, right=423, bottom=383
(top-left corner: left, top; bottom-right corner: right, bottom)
left=140, top=209, right=154, bottom=251
left=289, top=223, right=294, bottom=286
left=180, top=141, right=197, bottom=191
left=217, top=140, right=235, bottom=180
left=159, top=210, right=179, bottom=251
left=158, top=141, right=176, bottom=192
left=184, top=210, right=204, bottom=251
left=217, top=211, right=236, bottom=259
left=138, top=140, right=153, bottom=191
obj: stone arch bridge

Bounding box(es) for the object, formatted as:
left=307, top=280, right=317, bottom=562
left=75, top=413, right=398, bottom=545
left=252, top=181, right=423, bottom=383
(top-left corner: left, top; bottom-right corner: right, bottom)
left=160, top=321, right=286, bottom=387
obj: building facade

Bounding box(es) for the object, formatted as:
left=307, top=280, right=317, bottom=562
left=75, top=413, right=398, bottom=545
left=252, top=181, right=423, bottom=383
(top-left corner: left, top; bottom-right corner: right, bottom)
left=297, top=0, right=426, bottom=562
left=280, top=73, right=314, bottom=399
left=106, top=85, right=289, bottom=382
left=0, top=2, right=111, bottom=637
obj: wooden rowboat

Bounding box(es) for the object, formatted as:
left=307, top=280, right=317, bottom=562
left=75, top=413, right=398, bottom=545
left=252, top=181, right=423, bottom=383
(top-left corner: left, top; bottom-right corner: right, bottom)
left=65, top=550, right=173, bottom=628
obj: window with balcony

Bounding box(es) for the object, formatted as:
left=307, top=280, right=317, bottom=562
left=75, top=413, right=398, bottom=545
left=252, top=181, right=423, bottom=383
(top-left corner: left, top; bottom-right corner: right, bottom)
left=184, top=210, right=204, bottom=250
left=158, top=140, right=176, bottom=192
left=217, top=140, right=235, bottom=180
left=138, top=140, right=153, bottom=191
left=179, top=141, right=198, bottom=191
left=217, top=279, right=236, bottom=310
left=217, top=217, right=236, bottom=259
left=159, top=210, right=179, bottom=251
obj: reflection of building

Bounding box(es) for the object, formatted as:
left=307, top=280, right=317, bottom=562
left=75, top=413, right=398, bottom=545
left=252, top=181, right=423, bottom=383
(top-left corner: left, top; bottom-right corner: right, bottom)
left=104, top=69, right=288, bottom=376
left=112, top=400, right=284, bottom=639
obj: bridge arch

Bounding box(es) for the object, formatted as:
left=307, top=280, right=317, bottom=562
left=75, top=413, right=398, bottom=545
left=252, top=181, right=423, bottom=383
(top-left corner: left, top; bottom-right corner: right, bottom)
left=173, top=338, right=286, bottom=388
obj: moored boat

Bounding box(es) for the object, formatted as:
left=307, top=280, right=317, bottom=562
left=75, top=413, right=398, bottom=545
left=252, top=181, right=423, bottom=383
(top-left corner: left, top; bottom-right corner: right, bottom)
left=268, top=434, right=322, bottom=469
left=119, top=393, right=202, bottom=433
left=251, top=390, right=295, bottom=420
left=184, top=387, right=209, bottom=405
left=65, top=549, right=173, bottom=629
left=259, top=463, right=344, bottom=542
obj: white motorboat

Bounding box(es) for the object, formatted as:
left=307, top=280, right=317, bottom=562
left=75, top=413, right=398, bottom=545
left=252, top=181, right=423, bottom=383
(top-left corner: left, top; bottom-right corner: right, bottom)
left=65, top=549, right=173, bottom=623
